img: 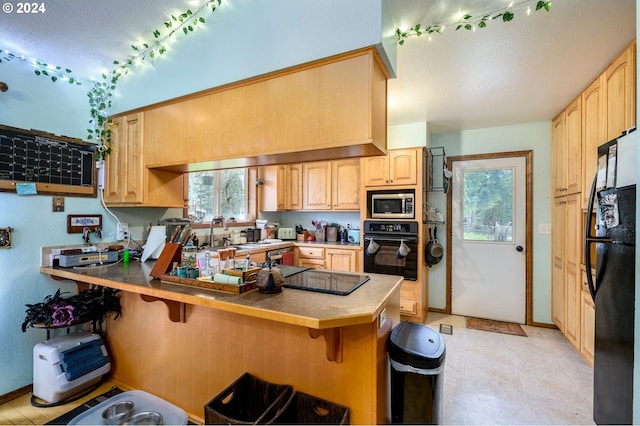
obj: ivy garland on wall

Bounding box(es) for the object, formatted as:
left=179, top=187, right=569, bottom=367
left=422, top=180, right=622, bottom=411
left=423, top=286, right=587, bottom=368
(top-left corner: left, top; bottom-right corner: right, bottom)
left=0, top=0, right=551, bottom=159
left=88, top=0, right=223, bottom=159
left=396, top=0, right=552, bottom=45
left=0, top=0, right=223, bottom=159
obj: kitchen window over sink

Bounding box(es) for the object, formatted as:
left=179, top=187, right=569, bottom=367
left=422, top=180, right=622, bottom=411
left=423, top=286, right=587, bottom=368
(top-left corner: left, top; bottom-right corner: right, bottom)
left=187, top=168, right=252, bottom=223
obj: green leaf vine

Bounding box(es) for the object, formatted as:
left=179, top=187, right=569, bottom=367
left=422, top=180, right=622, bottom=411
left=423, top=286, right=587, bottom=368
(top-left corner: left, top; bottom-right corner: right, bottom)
left=396, top=0, right=552, bottom=45
left=0, top=0, right=223, bottom=160
left=2, top=0, right=552, bottom=159
left=88, top=0, right=223, bottom=159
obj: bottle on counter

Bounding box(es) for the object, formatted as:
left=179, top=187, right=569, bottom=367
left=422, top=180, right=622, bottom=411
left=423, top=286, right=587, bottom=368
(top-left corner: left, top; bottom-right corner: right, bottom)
left=200, top=251, right=212, bottom=277
left=181, top=240, right=197, bottom=268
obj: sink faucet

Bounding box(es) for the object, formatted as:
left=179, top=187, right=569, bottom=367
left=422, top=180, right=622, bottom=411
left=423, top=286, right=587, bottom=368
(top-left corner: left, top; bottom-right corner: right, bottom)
left=209, top=215, right=226, bottom=247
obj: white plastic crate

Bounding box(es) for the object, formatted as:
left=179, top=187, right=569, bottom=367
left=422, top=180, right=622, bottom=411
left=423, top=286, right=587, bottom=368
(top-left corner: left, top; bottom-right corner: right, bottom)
left=33, top=331, right=110, bottom=403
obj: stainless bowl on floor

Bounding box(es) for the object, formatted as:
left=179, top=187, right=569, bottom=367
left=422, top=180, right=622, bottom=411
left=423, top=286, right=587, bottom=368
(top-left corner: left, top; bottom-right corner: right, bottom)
left=124, top=411, right=164, bottom=425
left=101, top=400, right=134, bottom=425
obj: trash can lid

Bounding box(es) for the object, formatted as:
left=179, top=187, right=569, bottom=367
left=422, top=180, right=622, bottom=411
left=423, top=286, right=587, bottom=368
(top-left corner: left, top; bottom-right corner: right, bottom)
left=388, top=322, right=445, bottom=370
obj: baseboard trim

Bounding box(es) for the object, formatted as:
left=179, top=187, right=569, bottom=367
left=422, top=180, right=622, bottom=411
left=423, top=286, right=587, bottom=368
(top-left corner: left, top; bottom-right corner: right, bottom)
left=0, top=384, right=32, bottom=405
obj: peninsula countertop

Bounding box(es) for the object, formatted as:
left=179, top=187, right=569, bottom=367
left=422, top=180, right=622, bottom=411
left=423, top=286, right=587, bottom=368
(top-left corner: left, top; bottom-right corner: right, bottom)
left=40, top=261, right=402, bottom=330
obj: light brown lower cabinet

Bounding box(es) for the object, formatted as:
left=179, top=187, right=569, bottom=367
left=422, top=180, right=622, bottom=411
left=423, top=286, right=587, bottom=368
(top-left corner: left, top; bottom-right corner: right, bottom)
left=325, top=249, right=358, bottom=272
left=295, top=246, right=326, bottom=269
left=399, top=297, right=417, bottom=316
left=294, top=246, right=360, bottom=272
left=581, top=269, right=596, bottom=366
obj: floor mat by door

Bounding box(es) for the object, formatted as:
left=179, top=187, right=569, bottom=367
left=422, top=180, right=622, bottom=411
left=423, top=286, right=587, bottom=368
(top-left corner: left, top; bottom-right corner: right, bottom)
left=465, top=317, right=527, bottom=337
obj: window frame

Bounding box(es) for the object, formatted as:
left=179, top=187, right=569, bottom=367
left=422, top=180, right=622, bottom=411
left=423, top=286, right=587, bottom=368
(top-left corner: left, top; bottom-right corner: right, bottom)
left=182, top=167, right=258, bottom=229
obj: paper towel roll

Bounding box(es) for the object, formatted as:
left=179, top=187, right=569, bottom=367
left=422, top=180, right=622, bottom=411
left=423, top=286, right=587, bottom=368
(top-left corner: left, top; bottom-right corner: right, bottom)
left=141, top=226, right=166, bottom=262
left=213, top=273, right=242, bottom=285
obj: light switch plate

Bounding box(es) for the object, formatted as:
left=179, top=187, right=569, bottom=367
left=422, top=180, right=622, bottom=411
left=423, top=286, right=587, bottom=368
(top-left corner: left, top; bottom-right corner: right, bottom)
left=539, top=224, right=552, bottom=235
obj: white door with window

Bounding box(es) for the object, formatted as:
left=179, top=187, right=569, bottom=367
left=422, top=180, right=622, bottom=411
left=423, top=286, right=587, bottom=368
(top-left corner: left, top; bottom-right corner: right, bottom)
left=450, top=155, right=527, bottom=324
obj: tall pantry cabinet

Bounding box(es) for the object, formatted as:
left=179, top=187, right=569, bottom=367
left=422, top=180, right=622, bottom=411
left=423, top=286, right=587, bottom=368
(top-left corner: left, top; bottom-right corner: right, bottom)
left=551, top=41, right=635, bottom=365
left=551, top=96, right=582, bottom=348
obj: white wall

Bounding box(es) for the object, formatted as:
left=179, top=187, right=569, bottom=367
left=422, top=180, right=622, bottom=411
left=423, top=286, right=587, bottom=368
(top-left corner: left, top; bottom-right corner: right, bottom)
left=112, top=0, right=391, bottom=114
left=388, top=122, right=427, bottom=149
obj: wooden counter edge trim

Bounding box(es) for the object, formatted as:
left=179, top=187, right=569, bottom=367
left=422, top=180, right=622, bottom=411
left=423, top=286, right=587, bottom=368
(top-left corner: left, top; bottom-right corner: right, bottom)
left=39, top=267, right=396, bottom=330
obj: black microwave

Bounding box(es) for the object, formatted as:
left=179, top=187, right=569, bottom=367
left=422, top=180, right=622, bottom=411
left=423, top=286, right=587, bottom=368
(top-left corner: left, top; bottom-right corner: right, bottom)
left=369, top=191, right=415, bottom=219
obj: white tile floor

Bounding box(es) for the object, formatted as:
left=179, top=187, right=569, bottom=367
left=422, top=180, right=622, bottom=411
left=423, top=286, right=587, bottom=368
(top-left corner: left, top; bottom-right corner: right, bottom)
left=425, top=313, right=595, bottom=425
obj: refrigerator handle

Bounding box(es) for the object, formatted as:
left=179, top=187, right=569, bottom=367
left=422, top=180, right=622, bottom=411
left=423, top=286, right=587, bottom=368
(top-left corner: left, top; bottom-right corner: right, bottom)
left=584, top=174, right=598, bottom=302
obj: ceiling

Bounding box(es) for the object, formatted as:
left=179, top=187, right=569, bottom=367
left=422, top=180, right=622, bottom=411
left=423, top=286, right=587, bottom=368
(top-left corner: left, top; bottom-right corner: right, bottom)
left=0, top=0, right=636, bottom=133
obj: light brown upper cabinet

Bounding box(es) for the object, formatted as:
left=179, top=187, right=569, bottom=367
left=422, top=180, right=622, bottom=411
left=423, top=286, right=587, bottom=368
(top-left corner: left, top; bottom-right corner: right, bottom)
left=552, top=97, right=582, bottom=198
left=303, top=159, right=360, bottom=211
left=143, top=48, right=388, bottom=171
left=260, top=164, right=302, bottom=211
left=605, top=42, right=636, bottom=140
left=581, top=41, right=635, bottom=209
left=581, top=75, right=606, bottom=208
left=566, top=98, right=583, bottom=195
left=363, top=148, right=419, bottom=187
left=104, top=112, right=183, bottom=207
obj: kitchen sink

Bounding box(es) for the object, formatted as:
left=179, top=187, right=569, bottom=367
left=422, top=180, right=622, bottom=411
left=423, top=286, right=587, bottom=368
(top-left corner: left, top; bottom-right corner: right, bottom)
left=236, top=239, right=286, bottom=249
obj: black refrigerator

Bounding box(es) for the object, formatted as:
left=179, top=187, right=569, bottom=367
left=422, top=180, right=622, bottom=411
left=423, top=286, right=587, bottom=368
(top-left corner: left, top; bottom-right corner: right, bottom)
left=585, top=129, right=636, bottom=425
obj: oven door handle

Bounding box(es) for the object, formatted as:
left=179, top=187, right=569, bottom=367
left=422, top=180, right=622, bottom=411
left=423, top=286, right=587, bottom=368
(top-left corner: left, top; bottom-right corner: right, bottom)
left=364, top=236, right=418, bottom=244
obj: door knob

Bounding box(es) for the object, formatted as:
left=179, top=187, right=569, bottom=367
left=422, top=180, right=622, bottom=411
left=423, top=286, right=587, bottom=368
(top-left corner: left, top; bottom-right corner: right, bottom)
left=516, top=245, right=524, bottom=252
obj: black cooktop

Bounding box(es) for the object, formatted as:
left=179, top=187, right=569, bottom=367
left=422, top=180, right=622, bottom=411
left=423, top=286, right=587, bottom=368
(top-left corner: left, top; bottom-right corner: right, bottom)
left=281, top=267, right=370, bottom=296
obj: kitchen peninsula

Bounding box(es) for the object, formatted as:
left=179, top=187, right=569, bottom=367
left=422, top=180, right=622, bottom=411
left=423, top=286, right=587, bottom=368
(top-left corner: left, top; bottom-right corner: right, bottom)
left=40, top=258, right=401, bottom=424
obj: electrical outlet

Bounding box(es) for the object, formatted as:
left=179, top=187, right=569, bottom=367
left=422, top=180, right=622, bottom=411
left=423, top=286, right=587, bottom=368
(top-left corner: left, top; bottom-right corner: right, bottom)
left=378, top=308, right=386, bottom=329
left=116, top=223, right=129, bottom=240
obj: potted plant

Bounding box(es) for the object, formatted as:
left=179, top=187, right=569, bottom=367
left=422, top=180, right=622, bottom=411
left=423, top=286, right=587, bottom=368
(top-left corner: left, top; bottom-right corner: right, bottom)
left=21, top=286, right=121, bottom=332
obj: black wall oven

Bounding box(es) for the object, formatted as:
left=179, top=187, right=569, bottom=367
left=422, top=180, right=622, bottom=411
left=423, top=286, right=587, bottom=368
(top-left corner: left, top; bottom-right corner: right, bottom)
left=363, top=220, right=419, bottom=280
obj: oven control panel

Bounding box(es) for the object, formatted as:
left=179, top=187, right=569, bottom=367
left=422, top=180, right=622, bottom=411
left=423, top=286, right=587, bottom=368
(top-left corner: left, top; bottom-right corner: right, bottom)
left=363, top=220, right=418, bottom=234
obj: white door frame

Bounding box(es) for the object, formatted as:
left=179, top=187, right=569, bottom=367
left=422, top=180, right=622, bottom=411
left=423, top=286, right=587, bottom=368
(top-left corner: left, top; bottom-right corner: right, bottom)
left=445, top=150, right=533, bottom=325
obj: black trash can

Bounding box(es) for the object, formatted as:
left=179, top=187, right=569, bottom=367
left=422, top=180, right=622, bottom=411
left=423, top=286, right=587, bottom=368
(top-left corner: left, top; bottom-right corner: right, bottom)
left=388, top=321, right=446, bottom=424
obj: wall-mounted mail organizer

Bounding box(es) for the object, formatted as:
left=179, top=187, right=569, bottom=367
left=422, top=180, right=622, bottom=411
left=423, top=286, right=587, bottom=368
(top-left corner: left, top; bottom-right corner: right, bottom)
left=425, top=146, right=449, bottom=193
left=0, top=124, right=97, bottom=197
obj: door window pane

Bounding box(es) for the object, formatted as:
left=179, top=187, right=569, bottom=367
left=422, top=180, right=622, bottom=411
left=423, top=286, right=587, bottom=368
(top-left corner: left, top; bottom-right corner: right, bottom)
left=462, top=168, right=514, bottom=241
